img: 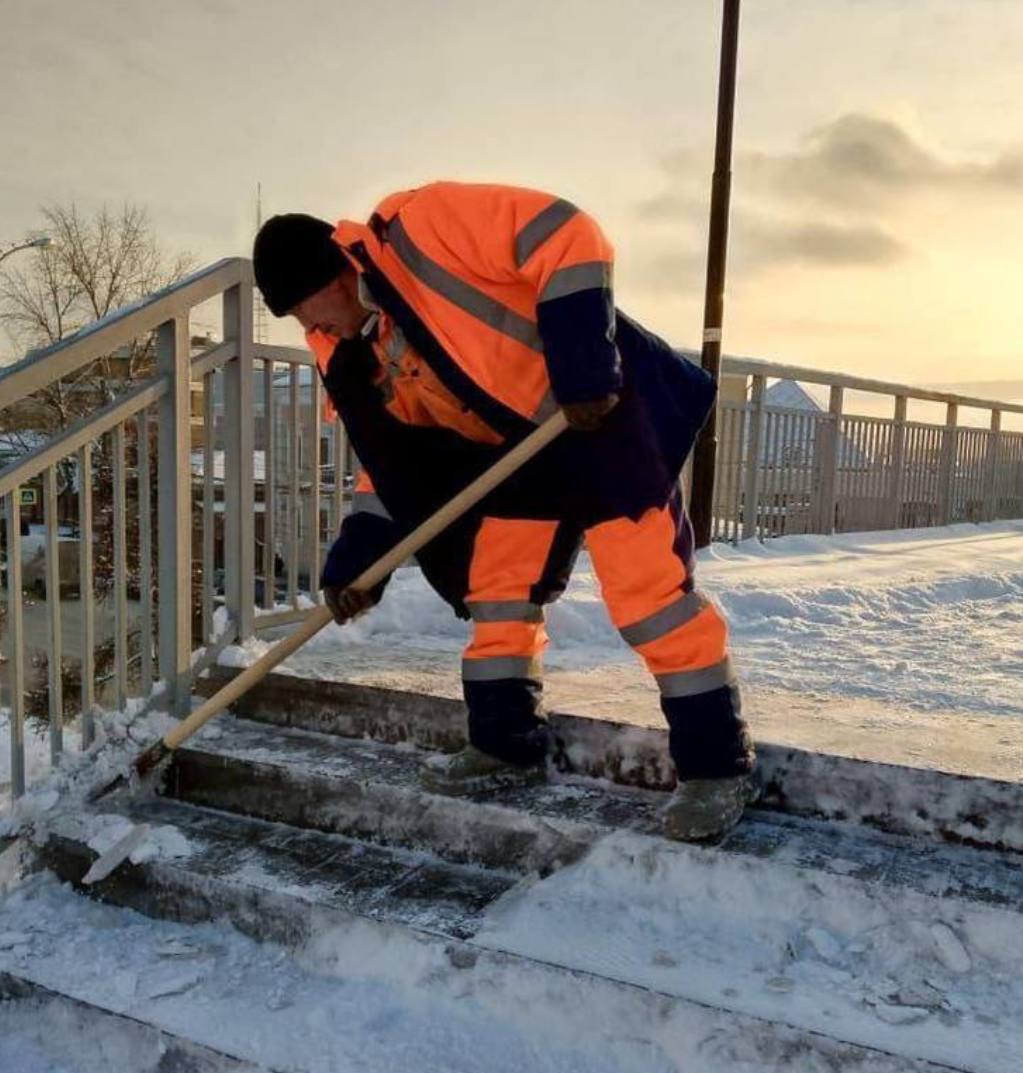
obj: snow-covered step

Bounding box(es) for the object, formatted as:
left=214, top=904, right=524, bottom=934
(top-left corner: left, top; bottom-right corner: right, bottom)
left=0, top=969, right=264, bottom=1071
left=34, top=786, right=1022, bottom=1073
left=198, top=668, right=1023, bottom=853
left=165, top=718, right=1023, bottom=920
left=43, top=796, right=518, bottom=946
left=1, top=871, right=967, bottom=1073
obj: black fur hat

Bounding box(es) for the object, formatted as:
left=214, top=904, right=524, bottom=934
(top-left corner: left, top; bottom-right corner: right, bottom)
left=252, top=213, right=345, bottom=317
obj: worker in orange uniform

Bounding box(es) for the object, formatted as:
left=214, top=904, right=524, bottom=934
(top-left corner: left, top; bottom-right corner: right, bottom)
left=253, top=182, right=756, bottom=841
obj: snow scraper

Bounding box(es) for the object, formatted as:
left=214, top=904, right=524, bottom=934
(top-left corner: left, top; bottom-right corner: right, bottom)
left=82, top=411, right=569, bottom=879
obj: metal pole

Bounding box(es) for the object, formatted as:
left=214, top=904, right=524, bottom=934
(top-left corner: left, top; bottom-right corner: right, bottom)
left=690, top=0, right=741, bottom=549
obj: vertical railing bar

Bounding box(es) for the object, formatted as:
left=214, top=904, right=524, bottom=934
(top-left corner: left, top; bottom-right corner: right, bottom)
left=4, top=492, right=26, bottom=798
left=985, top=410, right=1002, bottom=522
left=775, top=412, right=786, bottom=535
left=77, top=444, right=95, bottom=747
left=870, top=418, right=881, bottom=510
left=782, top=411, right=792, bottom=534
left=263, top=360, right=276, bottom=611
left=939, top=403, right=958, bottom=525
left=202, top=371, right=215, bottom=642
left=889, top=398, right=907, bottom=530
left=157, top=314, right=192, bottom=717
left=137, top=411, right=153, bottom=695
left=765, top=412, right=780, bottom=538
left=307, top=374, right=322, bottom=602
left=824, top=387, right=843, bottom=534
left=853, top=418, right=865, bottom=510
left=742, top=376, right=765, bottom=541
left=222, top=280, right=255, bottom=641
left=288, top=365, right=299, bottom=606
left=43, top=465, right=63, bottom=761
left=773, top=411, right=786, bottom=537
left=112, top=423, right=128, bottom=710
left=332, top=416, right=344, bottom=535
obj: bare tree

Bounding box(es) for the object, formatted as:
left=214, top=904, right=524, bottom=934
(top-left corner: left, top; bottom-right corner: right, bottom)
left=0, top=202, right=194, bottom=430
left=0, top=204, right=194, bottom=635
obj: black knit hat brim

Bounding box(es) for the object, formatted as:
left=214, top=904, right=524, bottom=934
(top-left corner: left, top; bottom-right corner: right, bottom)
left=253, top=214, right=346, bottom=317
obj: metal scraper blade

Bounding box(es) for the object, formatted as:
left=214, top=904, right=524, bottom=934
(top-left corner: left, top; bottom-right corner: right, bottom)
left=82, top=823, right=151, bottom=886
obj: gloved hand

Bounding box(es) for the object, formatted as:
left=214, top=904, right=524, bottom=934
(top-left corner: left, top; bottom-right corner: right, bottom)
left=323, top=585, right=377, bottom=625
left=562, top=392, right=619, bottom=431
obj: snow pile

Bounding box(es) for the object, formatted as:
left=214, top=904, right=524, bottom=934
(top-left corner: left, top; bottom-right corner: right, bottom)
left=0, top=874, right=713, bottom=1073
left=222, top=520, right=1023, bottom=719
left=0, top=697, right=193, bottom=870
left=474, top=829, right=1022, bottom=1071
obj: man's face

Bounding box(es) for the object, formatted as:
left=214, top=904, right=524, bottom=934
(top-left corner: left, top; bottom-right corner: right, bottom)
left=289, top=271, right=367, bottom=340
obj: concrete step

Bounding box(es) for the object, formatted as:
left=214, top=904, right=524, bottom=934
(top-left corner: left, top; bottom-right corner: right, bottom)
left=166, top=717, right=1023, bottom=919
left=34, top=799, right=985, bottom=1073
left=197, top=667, right=1023, bottom=854
left=0, top=970, right=266, bottom=1071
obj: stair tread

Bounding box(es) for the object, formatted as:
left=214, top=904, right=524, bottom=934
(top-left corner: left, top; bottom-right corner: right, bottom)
left=173, top=718, right=1023, bottom=912
left=117, top=796, right=518, bottom=939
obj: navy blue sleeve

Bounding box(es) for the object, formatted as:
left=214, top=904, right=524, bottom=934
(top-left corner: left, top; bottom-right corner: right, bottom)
left=319, top=511, right=401, bottom=604
left=536, top=287, right=622, bottom=405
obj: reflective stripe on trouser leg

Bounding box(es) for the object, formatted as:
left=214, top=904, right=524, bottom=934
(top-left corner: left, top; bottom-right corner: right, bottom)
left=585, top=498, right=753, bottom=778
left=461, top=518, right=559, bottom=765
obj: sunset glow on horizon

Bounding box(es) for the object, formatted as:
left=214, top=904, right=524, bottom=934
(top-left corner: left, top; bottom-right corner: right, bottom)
left=2, top=0, right=1021, bottom=390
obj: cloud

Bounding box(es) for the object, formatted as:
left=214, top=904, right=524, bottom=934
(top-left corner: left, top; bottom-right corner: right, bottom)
left=745, top=114, right=1023, bottom=209
left=740, top=217, right=907, bottom=267
left=635, top=213, right=905, bottom=296
left=641, top=114, right=1023, bottom=222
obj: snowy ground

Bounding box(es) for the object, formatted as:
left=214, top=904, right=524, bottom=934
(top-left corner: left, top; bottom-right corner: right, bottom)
left=1, top=830, right=1020, bottom=1073
left=1, top=522, right=1021, bottom=1070
left=240, top=520, right=1023, bottom=721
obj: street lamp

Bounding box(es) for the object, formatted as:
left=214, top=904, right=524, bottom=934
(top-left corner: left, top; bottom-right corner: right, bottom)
left=0, top=235, right=53, bottom=266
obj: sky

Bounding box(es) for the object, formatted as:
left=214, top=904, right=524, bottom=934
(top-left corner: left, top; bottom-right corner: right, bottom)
left=1, top=0, right=1021, bottom=390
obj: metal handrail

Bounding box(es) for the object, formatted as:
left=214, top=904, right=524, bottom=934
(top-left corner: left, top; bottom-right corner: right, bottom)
left=0, top=258, right=248, bottom=412
left=0, top=376, right=168, bottom=496
left=720, top=355, right=1023, bottom=416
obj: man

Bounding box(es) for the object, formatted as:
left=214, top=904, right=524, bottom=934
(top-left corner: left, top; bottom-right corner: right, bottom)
left=252, top=181, right=756, bottom=841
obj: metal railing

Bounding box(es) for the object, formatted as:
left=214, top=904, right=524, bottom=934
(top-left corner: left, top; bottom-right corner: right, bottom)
left=1, top=258, right=350, bottom=804
left=2, top=258, right=1021, bottom=805
left=711, top=356, right=1023, bottom=542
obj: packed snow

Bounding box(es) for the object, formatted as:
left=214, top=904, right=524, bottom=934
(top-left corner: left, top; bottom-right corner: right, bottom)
left=230, top=520, right=1023, bottom=720
left=1, top=521, right=1021, bottom=1071
left=1, top=830, right=1020, bottom=1073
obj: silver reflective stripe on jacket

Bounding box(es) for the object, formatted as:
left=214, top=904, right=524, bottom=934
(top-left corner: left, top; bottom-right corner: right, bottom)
left=514, top=199, right=579, bottom=267
left=539, top=261, right=612, bottom=303
left=387, top=218, right=544, bottom=353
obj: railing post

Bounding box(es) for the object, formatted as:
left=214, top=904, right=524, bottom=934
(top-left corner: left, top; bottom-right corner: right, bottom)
left=984, top=409, right=1002, bottom=522
left=157, top=316, right=192, bottom=717
left=887, top=395, right=908, bottom=530
left=938, top=402, right=959, bottom=525
left=816, top=386, right=843, bottom=534
left=742, top=374, right=765, bottom=540
left=43, top=466, right=63, bottom=760
left=306, top=374, right=323, bottom=599
left=223, top=270, right=255, bottom=642
left=4, top=492, right=26, bottom=797
left=77, top=443, right=95, bottom=747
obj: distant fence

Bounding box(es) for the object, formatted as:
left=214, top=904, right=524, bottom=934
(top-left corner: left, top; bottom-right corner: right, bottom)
left=711, top=357, right=1023, bottom=542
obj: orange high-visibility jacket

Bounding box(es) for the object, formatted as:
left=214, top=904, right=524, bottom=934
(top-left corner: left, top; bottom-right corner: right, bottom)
left=306, top=181, right=620, bottom=445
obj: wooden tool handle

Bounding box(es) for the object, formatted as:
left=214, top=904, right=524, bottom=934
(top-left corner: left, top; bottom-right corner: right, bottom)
left=160, top=411, right=568, bottom=753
